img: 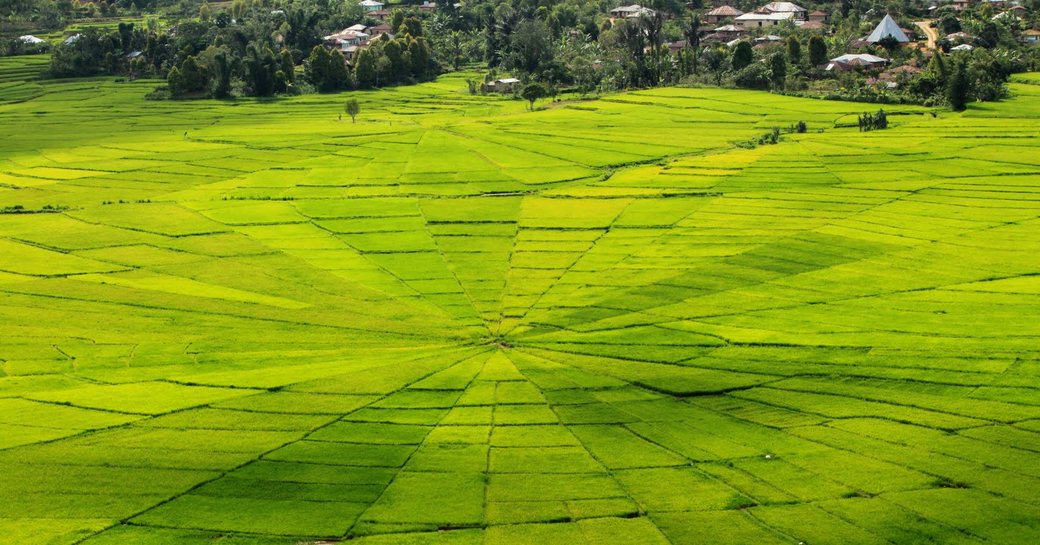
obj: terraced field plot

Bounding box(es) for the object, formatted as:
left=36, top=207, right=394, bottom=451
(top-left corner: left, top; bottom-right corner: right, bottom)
left=1, top=64, right=1040, bottom=544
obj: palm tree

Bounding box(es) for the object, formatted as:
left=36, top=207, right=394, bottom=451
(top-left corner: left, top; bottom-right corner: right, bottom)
left=683, top=14, right=701, bottom=75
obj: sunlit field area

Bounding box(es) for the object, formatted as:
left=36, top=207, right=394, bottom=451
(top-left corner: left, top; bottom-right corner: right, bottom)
left=2, top=59, right=1040, bottom=544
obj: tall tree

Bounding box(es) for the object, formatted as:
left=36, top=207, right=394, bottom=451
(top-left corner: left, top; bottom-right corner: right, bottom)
left=683, top=14, right=701, bottom=75
left=808, top=35, right=827, bottom=67
left=279, top=48, right=295, bottom=83
left=703, top=47, right=727, bottom=86
left=507, top=19, right=552, bottom=75
left=786, top=36, right=801, bottom=65
left=948, top=59, right=969, bottom=111
left=354, top=48, right=377, bottom=89
left=732, top=41, right=752, bottom=71
left=768, top=51, right=786, bottom=90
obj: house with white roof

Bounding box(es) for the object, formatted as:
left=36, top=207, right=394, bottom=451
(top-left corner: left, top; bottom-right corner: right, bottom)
left=324, top=28, right=371, bottom=59
left=735, top=11, right=794, bottom=29
left=826, top=53, right=888, bottom=71
left=359, top=0, right=384, bottom=12
left=866, top=14, right=910, bottom=43
left=610, top=4, right=656, bottom=19
left=759, top=2, right=807, bottom=20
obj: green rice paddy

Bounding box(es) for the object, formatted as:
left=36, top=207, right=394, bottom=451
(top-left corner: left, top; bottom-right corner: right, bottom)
left=1, top=61, right=1040, bottom=544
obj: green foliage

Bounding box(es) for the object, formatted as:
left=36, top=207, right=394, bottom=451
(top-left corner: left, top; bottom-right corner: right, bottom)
left=354, top=48, right=377, bottom=89
left=732, top=41, right=753, bottom=71
left=858, top=108, right=889, bottom=131
left=769, top=51, right=786, bottom=90
left=306, top=46, right=351, bottom=93
left=734, top=62, right=770, bottom=90
left=786, top=36, right=801, bottom=65
left=808, top=35, right=827, bottom=67
left=521, top=81, right=548, bottom=110
left=345, top=98, right=360, bottom=123
left=948, top=58, right=970, bottom=111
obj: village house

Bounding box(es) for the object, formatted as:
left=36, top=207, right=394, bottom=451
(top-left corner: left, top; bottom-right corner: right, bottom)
left=610, top=4, right=656, bottom=20
left=487, top=77, right=520, bottom=93
left=324, top=28, right=371, bottom=60
left=418, top=1, right=438, bottom=13
left=359, top=0, right=384, bottom=12
left=368, top=23, right=393, bottom=38
left=369, top=9, right=390, bottom=21
left=875, top=64, right=922, bottom=88
left=951, top=0, right=970, bottom=12
left=865, top=14, right=910, bottom=44
left=711, top=24, right=744, bottom=41
left=759, top=1, right=807, bottom=20
left=1022, top=29, right=1040, bottom=45
left=735, top=11, right=795, bottom=29
left=808, top=10, right=829, bottom=23
left=826, top=53, right=889, bottom=71
left=704, top=5, right=743, bottom=24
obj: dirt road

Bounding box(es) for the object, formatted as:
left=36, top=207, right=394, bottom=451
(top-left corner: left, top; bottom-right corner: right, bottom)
left=915, top=20, right=938, bottom=49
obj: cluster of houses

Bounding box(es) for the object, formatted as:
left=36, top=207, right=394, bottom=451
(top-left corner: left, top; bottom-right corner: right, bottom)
left=323, top=22, right=393, bottom=61
left=321, top=0, right=449, bottom=61
left=608, top=0, right=1035, bottom=85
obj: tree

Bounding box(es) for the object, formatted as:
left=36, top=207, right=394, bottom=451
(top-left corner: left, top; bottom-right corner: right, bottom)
left=732, top=41, right=753, bottom=71
left=702, top=47, right=727, bottom=86
left=401, top=17, right=423, bottom=38
left=521, top=81, right=547, bottom=110
left=389, top=39, right=412, bottom=82
left=391, top=10, right=406, bottom=35
left=808, top=35, right=827, bottom=67
left=409, top=38, right=431, bottom=79
left=179, top=56, right=209, bottom=95
left=768, top=52, right=786, bottom=90
left=786, top=36, right=801, bottom=65
left=210, top=48, right=235, bottom=98
left=279, top=49, right=295, bottom=84
left=734, top=63, right=770, bottom=90
left=243, top=46, right=278, bottom=97
left=328, top=50, right=350, bottom=90
left=682, top=14, right=701, bottom=75
left=354, top=48, right=377, bottom=89
left=167, top=65, right=183, bottom=94
left=929, top=50, right=947, bottom=86
left=345, top=98, right=360, bottom=123
left=948, top=59, right=969, bottom=111
left=449, top=31, right=464, bottom=71
left=507, top=19, right=553, bottom=75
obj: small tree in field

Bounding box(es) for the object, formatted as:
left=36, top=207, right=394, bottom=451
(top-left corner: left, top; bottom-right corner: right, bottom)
left=521, top=82, right=547, bottom=111
left=345, top=99, right=360, bottom=123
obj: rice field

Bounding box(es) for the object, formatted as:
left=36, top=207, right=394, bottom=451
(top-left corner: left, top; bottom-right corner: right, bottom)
left=2, top=59, right=1040, bottom=544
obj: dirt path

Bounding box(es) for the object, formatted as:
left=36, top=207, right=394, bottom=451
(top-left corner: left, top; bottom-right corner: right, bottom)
left=915, top=20, right=938, bottom=49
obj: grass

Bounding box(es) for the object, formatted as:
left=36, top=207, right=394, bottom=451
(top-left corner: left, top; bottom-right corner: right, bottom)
left=0, top=61, right=1039, bottom=544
